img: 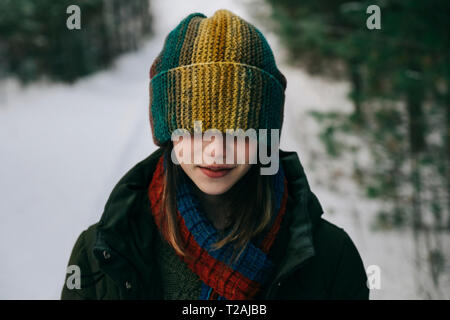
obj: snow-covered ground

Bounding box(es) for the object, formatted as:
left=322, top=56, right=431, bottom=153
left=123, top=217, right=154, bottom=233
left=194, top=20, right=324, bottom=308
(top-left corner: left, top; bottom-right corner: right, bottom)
left=0, top=0, right=447, bottom=299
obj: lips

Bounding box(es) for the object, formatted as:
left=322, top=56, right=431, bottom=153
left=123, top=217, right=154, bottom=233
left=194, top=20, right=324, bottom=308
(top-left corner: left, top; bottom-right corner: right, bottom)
left=198, top=165, right=236, bottom=178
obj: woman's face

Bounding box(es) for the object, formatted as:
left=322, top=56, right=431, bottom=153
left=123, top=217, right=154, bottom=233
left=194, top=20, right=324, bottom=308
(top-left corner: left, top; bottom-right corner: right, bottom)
left=173, top=133, right=256, bottom=195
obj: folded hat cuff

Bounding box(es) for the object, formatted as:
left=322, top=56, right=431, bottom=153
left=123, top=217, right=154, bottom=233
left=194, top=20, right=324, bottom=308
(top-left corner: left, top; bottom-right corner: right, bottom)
left=149, top=61, right=285, bottom=146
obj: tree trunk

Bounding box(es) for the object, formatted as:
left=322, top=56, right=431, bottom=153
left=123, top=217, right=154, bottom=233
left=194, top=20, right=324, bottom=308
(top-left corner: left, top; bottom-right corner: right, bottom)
left=406, top=82, right=425, bottom=229
left=445, top=90, right=450, bottom=230
left=406, top=78, right=426, bottom=296
left=349, top=63, right=365, bottom=126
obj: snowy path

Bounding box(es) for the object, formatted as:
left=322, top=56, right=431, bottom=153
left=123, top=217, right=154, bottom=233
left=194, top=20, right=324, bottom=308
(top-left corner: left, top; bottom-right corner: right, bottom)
left=0, top=43, right=156, bottom=299
left=0, top=0, right=440, bottom=299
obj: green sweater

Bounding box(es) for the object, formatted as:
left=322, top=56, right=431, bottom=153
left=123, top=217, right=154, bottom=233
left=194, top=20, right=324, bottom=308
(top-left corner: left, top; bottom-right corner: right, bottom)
left=155, top=232, right=202, bottom=299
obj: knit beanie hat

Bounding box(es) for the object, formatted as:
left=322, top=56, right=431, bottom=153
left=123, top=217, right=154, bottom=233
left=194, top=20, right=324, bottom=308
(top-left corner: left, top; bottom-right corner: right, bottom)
left=149, top=9, right=287, bottom=146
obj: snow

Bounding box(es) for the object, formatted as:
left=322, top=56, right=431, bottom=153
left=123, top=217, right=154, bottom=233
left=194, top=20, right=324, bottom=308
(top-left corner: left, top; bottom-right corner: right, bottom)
left=0, top=0, right=448, bottom=299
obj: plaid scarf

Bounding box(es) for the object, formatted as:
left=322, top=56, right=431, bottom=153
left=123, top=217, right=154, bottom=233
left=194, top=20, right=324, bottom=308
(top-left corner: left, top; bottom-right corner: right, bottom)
left=148, top=154, right=288, bottom=300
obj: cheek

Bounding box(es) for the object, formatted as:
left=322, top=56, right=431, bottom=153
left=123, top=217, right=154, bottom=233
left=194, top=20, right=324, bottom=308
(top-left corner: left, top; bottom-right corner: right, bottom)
left=173, top=137, right=196, bottom=164
left=233, top=139, right=257, bottom=164
left=246, top=140, right=258, bottom=163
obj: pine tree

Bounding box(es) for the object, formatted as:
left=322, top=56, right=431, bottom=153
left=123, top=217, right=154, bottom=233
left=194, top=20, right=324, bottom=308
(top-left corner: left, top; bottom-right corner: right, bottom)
left=262, top=0, right=449, bottom=298
left=0, top=0, right=153, bottom=83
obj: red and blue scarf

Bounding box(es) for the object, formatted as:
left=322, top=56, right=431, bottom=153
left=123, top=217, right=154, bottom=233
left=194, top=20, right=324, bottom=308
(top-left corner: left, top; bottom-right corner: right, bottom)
left=148, top=154, right=288, bottom=300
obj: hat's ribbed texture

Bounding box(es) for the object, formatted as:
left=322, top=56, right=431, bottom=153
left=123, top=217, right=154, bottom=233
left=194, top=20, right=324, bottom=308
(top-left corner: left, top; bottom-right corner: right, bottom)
left=149, top=9, right=286, bottom=146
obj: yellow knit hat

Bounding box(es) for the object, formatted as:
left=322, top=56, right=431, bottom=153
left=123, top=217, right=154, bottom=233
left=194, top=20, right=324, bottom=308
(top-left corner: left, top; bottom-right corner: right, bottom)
left=149, top=9, right=286, bottom=146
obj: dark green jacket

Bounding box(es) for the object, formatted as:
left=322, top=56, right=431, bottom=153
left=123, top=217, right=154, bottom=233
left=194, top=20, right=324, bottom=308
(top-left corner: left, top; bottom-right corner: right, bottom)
left=61, top=148, right=369, bottom=300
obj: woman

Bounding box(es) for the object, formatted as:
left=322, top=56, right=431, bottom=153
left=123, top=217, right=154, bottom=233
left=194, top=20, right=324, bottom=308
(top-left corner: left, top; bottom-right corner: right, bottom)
left=61, top=9, right=369, bottom=300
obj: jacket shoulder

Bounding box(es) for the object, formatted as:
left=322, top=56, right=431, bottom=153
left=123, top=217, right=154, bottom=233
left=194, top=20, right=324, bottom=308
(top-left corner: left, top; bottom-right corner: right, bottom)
left=60, top=223, right=119, bottom=300
left=312, top=218, right=369, bottom=299
left=314, top=218, right=351, bottom=248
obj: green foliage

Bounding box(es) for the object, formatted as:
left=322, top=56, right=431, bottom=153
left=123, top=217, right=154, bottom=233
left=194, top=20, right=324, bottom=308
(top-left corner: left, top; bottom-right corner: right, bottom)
left=308, top=110, right=353, bottom=157
left=264, top=0, right=450, bottom=230
left=0, top=0, right=153, bottom=83
left=371, top=207, right=407, bottom=231
left=263, top=0, right=449, bottom=296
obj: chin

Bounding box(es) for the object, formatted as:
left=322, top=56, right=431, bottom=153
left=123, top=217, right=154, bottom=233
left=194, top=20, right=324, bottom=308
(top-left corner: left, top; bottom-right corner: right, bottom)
left=179, top=163, right=251, bottom=196
left=196, top=180, right=234, bottom=195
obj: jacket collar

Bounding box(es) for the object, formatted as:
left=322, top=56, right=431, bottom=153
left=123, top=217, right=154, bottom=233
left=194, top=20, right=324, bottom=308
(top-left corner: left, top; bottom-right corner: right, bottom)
left=268, top=150, right=323, bottom=290
left=92, top=147, right=324, bottom=297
